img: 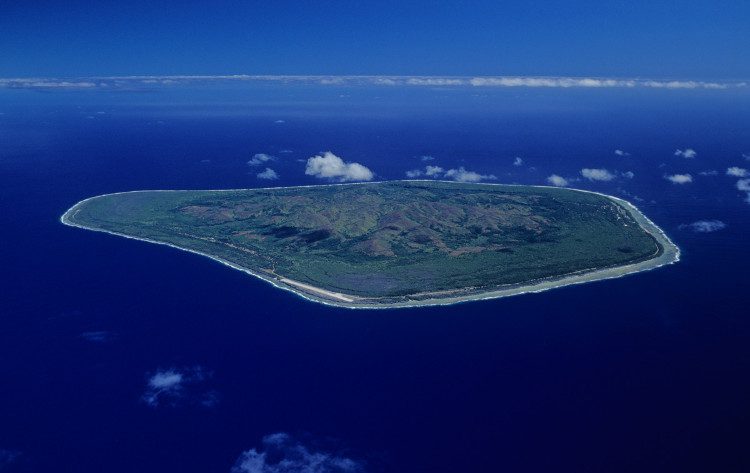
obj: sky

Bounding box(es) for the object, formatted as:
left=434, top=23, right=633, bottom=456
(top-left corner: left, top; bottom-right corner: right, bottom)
left=1, top=0, right=748, bottom=79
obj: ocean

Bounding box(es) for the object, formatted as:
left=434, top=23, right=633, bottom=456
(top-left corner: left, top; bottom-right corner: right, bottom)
left=1, top=82, right=749, bottom=472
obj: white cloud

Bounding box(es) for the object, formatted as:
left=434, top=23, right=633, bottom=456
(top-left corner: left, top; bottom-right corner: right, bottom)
left=150, top=370, right=183, bottom=390
left=643, top=80, right=716, bottom=89
left=424, top=165, right=444, bottom=177
left=248, top=153, right=276, bottom=166
left=679, top=220, right=727, bottom=233
left=143, top=369, right=184, bottom=407
left=469, top=77, right=637, bottom=88
left=614, top=149, right=630, bottom=157
left=727, top=167, right=748, bottom=177
left=420, top=155, right=434, bottom=162
left=406, top=77, right=463, bottom=86
left=0, top=78, right=99, bottom=89
left=674, top=148, right=697, bottom=158
left=305, top=152, right=374, bottom=182
left=406, top=165, right=444, bottom=179
left=513, top=157, right=524, bottom=166
left=2, top=76, right=745, bottom=91
left=738, top=179, right=750, bottom=203
left=257, top=168, right=279, bottom=180
left=232, top=433, right=363, bottom=473
left=737, top=179, right=750, bottom=191
left=274, top=119, right=285, bottom=124
left=744, top=153, right=750, bottom=161
left=318, top=77, right=347, bottom=85
left=371, top=77, right=397, bottom=86
left=443, top=167, right=496, bottom=183
left=665, top=173, right=693, bottom=184
left=622, top=171, right=635, bottom=179
left=467, top=77, right=730, bottom=89
left=546, top=175, right=569, bottom=187
left=142, top=367, right=216, bottom=408
left=699, top=170, right=718, bottom=176
left=581, top=168, right=616, bottom=181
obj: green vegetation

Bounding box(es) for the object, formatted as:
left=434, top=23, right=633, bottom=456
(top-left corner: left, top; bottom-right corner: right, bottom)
left=62, top=181, right=671, bottom=306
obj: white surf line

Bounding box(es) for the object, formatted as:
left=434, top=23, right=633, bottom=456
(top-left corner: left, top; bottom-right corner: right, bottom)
left=60, top=180, right=680, bottom=310
left=60, top=210, right=359, bottom=310
left=277, top=277, right=355, bottom=303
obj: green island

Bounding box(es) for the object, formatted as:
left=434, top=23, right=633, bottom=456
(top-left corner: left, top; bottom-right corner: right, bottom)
left=61, top=180, right=679, bottom=308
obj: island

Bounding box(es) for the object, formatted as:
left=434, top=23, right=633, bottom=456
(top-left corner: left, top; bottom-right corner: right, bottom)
left=61, top=180, right=679, bottom=308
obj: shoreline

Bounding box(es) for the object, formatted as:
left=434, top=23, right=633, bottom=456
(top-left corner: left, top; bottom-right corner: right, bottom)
left=60, top=180, right=680, bottom=310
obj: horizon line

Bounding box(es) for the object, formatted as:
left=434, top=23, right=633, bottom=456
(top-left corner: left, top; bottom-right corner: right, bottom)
left=1, top=74, right=747, bottom=91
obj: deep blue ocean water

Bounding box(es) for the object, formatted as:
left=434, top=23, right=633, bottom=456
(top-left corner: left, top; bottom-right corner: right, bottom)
left=1, top=84, right=750, bottom=472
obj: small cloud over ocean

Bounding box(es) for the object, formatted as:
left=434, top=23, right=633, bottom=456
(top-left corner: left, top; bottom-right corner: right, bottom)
left=231, top=433, right=363, bottom=473
left=142, top=366, right=217, bottom=408
left=305, top=152, right=374, bottom=182
left=404, top=164, right=494, bottom=182
left=665, top=173, right=693, bottom=184
left=674, top=148, right=697, bottom=158
left=444, top=167, right=496, bottom=183
left=679, top=220, right=727, bottom=233
left=727, top=167, right=748, bottom=177
left=248, top=153, right=276, bottom=166
left=581, top=168, right=615, bottom=182
left=546, top=175, right=569, bottom=187
left=257, top=168, right=279, bottom=180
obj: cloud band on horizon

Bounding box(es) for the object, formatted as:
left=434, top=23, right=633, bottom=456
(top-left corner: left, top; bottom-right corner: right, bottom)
left=1, top=75, right=745, bottom=90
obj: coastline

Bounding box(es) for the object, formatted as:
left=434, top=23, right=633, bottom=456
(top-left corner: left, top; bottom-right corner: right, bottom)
left=60, top=180, right=681, bottom=309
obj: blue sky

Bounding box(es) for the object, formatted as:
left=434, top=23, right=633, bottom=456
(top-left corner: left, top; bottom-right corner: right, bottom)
left=1, top=0, right=748, bottom=79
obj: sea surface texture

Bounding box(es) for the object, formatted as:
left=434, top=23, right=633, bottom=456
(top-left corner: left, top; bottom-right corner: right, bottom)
left=1, top=83, right=749, bottom=472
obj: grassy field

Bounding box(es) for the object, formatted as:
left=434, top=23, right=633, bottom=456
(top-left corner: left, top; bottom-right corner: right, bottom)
left=63, top=181, right=663, bottom=299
